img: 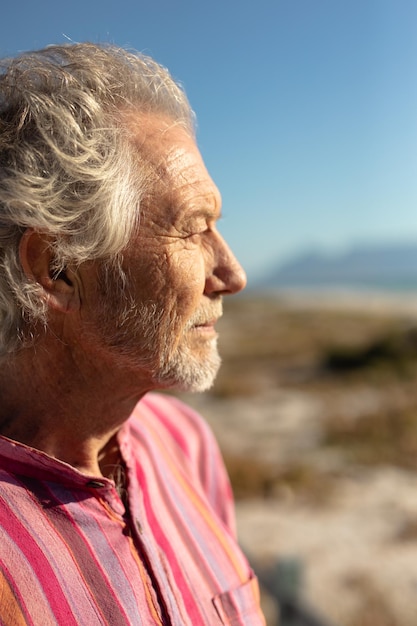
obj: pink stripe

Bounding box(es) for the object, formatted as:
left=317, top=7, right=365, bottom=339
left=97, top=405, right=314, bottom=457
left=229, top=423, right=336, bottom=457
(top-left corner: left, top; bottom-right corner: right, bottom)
left=142, top=396, right=190, bottom=456
left=134, top=457, right=203, bottom=623
left=38, top=483, right=131, bottom=625
left=0, top=495, right=79, bottom=625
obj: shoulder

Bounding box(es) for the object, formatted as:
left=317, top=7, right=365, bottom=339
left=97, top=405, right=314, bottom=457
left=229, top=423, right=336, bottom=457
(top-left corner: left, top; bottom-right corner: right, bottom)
left=129, top=393, right=236, bottom=534
left=134, top=392, right=214, bottom=459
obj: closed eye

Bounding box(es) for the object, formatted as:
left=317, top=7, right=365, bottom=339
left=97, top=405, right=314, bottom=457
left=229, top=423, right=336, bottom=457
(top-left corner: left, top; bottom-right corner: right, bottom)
left=183, top=214, right=223, bottom=238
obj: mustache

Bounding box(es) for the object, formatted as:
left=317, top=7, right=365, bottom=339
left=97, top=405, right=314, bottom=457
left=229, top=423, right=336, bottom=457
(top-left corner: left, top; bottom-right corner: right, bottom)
left=185, top=300, right=223, bottom=329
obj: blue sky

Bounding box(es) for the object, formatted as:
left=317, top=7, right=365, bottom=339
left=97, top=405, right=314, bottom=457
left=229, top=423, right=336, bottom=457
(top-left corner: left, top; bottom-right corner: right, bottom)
left=1, top=1, right=416, bottom=282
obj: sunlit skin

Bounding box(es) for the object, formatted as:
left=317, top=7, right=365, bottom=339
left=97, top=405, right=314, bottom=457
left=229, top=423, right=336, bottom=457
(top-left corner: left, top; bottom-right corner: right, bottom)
left=0, top=114, right=246, bottom=477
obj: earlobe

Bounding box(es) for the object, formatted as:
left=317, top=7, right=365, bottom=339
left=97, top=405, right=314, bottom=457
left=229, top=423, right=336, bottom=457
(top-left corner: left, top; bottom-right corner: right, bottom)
left=19, top=229, right=80, bottom=313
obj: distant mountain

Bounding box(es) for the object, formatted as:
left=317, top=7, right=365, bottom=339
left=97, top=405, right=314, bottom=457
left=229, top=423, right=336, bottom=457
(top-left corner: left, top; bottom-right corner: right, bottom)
left=260, top=243, right=417, bottom=289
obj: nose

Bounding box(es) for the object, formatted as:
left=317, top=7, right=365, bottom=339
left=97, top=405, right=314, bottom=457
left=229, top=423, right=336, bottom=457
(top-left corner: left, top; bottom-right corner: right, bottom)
left=204, top=232, right=247, bottom=296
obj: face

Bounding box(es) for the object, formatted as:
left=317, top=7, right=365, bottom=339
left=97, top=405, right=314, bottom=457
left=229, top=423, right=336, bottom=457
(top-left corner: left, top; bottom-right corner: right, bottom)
left=88, top=116, right=246, bottom=392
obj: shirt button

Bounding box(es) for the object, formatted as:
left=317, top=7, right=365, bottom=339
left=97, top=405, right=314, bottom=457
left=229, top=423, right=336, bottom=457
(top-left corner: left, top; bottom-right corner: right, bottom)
left=135, top=519, right=143, bottom=534
left=86, top=480, right=106, bottom=488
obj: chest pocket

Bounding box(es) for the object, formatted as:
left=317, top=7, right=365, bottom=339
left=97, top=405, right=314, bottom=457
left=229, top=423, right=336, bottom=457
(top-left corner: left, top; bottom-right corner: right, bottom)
left=212, top=576, right=265, bottom=626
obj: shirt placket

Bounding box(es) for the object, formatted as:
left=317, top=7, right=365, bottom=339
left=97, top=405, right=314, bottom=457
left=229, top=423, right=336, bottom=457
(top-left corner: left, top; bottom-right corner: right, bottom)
left=85, top=469, right=183, bottom=625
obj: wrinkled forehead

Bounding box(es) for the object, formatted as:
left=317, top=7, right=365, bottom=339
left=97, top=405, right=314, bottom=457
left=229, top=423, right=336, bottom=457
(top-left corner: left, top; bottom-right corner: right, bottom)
left=125, top=112, right=194, bottom=167
left=125, top=112, right=221, bottom=204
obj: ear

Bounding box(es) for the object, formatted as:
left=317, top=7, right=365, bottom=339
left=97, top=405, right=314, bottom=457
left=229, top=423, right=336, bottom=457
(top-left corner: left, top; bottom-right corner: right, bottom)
left=19, top=229, right=80, bottom=313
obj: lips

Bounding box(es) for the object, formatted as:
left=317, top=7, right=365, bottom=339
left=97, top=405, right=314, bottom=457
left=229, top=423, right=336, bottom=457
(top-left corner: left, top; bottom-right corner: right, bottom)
left=194, top=318, right=218, bottom=328
left=188, top=305, right=223, bottom=330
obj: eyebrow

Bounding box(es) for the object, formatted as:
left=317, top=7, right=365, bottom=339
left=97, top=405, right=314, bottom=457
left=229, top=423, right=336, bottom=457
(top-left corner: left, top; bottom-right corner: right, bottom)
left=187, top=203, right=222, bottom=221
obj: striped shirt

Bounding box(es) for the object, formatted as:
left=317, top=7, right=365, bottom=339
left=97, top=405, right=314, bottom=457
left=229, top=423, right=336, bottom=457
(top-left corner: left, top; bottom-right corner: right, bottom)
left=0, top=393, right=265, bottom=625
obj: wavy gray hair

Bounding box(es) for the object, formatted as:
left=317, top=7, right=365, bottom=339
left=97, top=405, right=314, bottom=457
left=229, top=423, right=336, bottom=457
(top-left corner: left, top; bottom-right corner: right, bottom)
left=0, top=42, right=195, bottom=356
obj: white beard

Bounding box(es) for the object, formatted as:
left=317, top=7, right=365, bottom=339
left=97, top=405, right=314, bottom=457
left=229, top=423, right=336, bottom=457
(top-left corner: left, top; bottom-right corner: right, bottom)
left=95, top=266, right=222, bottom=392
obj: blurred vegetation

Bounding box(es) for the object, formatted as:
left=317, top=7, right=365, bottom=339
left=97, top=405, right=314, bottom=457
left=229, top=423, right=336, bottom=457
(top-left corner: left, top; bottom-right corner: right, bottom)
left=182, top=294, right=417, bottom=505
left=322, top=407, right=417, bottom=470
left=322, top=325, right=417, bottom=378
left=223, top=455, right=336, bottom=505
left=344, top=573, right=399, bottom=626
left=212, top=294, right=416, bottom=397
left=193, top=293, right=417, bottom=626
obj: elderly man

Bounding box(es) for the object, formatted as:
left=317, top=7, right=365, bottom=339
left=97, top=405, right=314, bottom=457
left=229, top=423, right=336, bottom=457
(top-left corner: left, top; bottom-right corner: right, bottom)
left=0, top=43, right=265, bottom=625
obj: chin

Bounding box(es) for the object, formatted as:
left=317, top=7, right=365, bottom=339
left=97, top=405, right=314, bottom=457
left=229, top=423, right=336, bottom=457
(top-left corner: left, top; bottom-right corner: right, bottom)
left=172, top=371, right=218, bottom=394
left=154, top=342, right=221, bottom=393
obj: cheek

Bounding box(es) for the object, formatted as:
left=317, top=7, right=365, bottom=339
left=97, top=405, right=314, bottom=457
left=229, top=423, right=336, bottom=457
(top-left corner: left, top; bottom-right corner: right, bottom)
left=164, top=249, right=206, bottom=315
left=128, top=249, right=170, bottom=300
left=125, top=243, right=206, bottom=321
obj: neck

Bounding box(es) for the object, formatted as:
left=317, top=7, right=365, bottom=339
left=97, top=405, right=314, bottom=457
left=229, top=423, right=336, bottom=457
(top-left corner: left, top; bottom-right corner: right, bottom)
left=0, top=336, right=149, bottom=476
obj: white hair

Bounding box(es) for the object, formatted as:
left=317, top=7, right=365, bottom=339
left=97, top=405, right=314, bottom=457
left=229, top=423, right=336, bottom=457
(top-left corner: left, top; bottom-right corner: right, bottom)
left=0, top=43, right=195, bottom=356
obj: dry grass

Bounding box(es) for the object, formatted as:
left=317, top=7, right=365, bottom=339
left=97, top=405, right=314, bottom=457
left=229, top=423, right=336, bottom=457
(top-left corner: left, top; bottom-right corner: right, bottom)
left=345, top=574, right=400, bottom=626
left=177, top=293, right=417, bottom=626
left=213, top=294, right=412, bottom=397
left=212, top=295, right=417, bottom=474
left=322, top=407, right=417, bottom=469
left=223, top=454, right=336, bottom=505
